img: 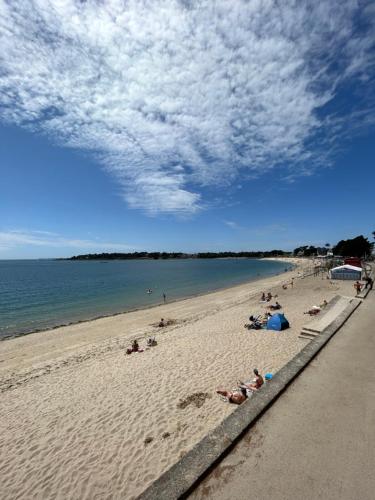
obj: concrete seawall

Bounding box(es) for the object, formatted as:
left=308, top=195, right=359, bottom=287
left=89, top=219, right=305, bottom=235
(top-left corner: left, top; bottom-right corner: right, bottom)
left=139, top=296, right=362, bottom=500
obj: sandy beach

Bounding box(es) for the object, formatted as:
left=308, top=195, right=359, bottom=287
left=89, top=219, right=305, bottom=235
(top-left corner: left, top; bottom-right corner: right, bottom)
left=0, top=258, right=356, bottom=499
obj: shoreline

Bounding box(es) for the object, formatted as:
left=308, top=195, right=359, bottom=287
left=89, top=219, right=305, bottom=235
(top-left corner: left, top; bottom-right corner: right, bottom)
left=0, top=257, right=305, bottom=376
left=1, top=258, right=296, bottom=342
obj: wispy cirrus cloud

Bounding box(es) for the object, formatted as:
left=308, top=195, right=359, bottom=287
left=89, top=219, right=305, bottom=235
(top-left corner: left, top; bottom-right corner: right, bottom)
left=0, top=1, right=374, bottom=213
left=224, top=220, right=242, bottom=230
left=0, top=230, right=135, bottom=252
left=224, top=220, right=287, bottom=235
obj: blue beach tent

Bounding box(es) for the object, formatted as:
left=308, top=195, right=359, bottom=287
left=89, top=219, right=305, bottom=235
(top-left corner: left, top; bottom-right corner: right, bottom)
left=267, top=313, right=289, bottom=331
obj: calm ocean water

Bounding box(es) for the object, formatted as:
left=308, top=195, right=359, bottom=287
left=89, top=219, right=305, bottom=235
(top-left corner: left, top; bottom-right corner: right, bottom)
left=0, top=258, right=290, bottom=339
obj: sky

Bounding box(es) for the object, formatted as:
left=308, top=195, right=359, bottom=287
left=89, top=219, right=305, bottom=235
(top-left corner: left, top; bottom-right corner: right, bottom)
left=0, top=0, right=374, bottom=259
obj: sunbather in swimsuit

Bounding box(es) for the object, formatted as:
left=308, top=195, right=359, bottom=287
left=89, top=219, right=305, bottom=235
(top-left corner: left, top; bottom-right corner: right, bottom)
left=216, top=386, right=247, bottom=404
left=268, top=301, right=281, bottom=310
left=304, top=306, right=320, bottom=315
left=239, top=369, right=264, bottom=391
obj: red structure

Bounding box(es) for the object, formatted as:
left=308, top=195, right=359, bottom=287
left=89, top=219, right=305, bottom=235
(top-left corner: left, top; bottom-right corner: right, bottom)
left=344, top=257, right=362, bottom=268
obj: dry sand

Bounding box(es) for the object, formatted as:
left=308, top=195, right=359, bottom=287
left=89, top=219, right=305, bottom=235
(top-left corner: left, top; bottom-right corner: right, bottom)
left=0, top=258, right=356, bottom=499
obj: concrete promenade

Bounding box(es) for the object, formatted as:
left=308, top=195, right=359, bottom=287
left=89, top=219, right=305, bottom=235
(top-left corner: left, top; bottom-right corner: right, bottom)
left=190, top=290, right=375, bottom=500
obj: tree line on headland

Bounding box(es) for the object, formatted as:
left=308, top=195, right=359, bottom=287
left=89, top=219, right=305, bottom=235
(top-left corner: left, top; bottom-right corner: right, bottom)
left=293, top=235, right=373, bottom=258
left=66, top=250, right=288, bottom=260
left=64, top=234, right=374, bottom=261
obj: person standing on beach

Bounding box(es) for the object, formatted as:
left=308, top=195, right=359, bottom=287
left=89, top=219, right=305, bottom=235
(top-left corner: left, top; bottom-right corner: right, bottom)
left=354, top=281, right=362, bottom=294
left=364, top=277, right=373, bottom=290
left=163, top=292, right=166, bottom=303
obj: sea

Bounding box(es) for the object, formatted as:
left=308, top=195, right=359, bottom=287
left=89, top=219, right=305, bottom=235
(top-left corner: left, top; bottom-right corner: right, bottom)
left=0, top=258, right=291, bottom=339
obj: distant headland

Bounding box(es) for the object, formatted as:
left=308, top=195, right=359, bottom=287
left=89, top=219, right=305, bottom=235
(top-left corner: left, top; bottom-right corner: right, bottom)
left=62, top=250, right=289, bottom=261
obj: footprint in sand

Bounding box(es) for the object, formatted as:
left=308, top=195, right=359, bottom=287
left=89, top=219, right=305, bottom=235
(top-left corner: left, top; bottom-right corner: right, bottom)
left=144, top=436, right=154, bottom=445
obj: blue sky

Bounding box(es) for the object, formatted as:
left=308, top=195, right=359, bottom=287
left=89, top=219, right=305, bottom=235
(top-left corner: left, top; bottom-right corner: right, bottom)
left=0, top=0, right=374, bottom=259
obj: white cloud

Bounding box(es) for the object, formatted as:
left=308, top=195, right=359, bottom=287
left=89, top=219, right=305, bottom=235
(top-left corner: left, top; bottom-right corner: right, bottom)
left=0, top=0, right=374, bottom=213
left=0, top=230, right=135, bottom=252
left=224, top=220, right=241, bottom=230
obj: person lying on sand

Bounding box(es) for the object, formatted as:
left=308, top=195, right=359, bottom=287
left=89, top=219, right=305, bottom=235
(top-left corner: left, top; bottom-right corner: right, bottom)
left=216, top=386, right=248, bottom=404
left=267, top=301, right=281, bottom=310
left=245, top=315, right=262, bottom=330
left=152, top=318, right=176, bottom=328
left=239, top=368, right=264, bottom=392
left=304, top=306, right=321, bottom=315
left=304, top=300, right=328, bottom=315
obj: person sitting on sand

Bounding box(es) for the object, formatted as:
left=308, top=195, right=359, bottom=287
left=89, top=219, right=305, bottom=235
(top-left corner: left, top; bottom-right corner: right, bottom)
left=320, top=299, right=328, bottom=308
left=131, top=339, right=139, bottom=351
left=267, top=292, right=272, bottom=301
left=239, top=368, right=264, bottom=392
left=147, top=336, right=157, bottom=347
left=158, top=318, right=165, bottom=327
left=268, top=301, right=281, bottom=310
left=126, top=339, right=143, bottom=354
left=261, top=312, right=272, bottom=323
left=256, top=312, right=271, bottom=326
left=216, top=386, right=248, bottom=405
left=260, top=292, right=266, bottom=302
left=282, top=284, right=288, bottom=290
